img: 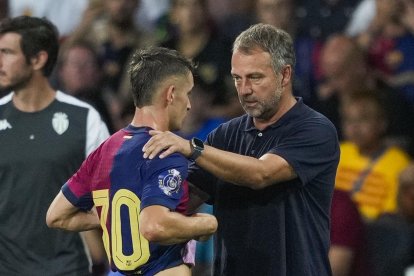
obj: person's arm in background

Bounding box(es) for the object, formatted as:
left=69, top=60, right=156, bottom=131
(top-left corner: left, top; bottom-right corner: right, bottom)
left=329, top=190, right=365, bottom=276
left=329, top=246, right=355, bottom=276
left=81, top=229, right=109, bottom=276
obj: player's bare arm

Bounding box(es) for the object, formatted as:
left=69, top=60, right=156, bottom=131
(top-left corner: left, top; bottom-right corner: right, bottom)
left=139, top=205, right=217, bottom=245
left=143, top=130, right=297, bottom=189
left=46, top=191, right=100, bottom=231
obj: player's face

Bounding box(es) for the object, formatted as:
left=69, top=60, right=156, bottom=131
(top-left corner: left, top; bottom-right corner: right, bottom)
left=231, top=47, right=282, bottom=120
left=0, top=32, right=33, bottom=91
left=169, top=71, right=193, bottom=131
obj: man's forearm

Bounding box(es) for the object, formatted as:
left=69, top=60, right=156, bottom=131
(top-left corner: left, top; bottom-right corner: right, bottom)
left=47, top=209, right=100, bottom=232
left=143, top=131, right=296, bottom=189
left=194, top=145, right=296, bottom=189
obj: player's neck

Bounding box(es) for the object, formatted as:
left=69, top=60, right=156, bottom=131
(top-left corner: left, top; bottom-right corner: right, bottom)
left=131, top=107, right=169, bottom=131
left=12, top=76, right=56, bottom=113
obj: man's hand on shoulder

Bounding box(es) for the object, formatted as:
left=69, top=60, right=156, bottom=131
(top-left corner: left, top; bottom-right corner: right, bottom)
left=143, top=130, right=192, bottom=159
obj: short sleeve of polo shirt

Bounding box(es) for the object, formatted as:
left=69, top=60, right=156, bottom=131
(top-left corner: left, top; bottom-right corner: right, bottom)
left=268, top=118, right=339, bottom=186
left=140, top=153, right=189, bottom=211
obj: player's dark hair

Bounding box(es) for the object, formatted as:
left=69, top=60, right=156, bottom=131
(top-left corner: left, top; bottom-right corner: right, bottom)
left=0, top=16, right=59, bottom=77
left=129, top=46, right=195, bottom=108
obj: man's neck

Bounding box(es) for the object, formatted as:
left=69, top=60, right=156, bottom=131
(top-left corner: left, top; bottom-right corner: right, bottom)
left=12, top=77, right=56, bottom=112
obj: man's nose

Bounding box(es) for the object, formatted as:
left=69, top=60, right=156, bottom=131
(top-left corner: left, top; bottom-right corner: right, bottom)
left=239, top=79, right=253, bottom=95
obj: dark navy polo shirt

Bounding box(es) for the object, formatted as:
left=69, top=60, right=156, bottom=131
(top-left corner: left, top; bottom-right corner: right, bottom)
left=189, top=98, right=340, bottom=276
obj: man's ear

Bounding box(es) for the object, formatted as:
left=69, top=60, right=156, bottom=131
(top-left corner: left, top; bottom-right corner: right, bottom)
left=30, top=51, right=48, bottom=72
left=281, top=65, right=292, bottom=87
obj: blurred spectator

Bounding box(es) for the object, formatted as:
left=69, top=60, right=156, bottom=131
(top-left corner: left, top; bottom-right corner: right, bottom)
left=0, top=0, right=8, bottom=20
left=67, top=0, right=155, bottom=131
left=345, top=0, right=375, bottom=37
left=255, top=0, right=297, bottom=36
left=254, top=0, right=319, bottom=105
left=365, top=163, right=414, bottom=276
left=161, top=0, right=242, bottom=119
left=0, top=0, right=8, bottom=98
left=347, top=0, right=414, bottom=105
left=8, top=0, right=89, bottom=39
left=213, top=0, right=256, bottom=43
left=335, top=90, right=411, bottom=221
left=330, top=189, right=371, bottom=276
left=134, top=0, right=170, bottom=32
left=314, top=34, right=414, bottom=152
left=295, top=0, right=360, bottom=41
left=67, top=0, right=154, bottom=93
left=55, top=41, right=115, bottom=133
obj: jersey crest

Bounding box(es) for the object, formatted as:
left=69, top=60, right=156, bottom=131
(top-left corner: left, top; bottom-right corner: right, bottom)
left=52, top=112, right=69, bottom=135
left=158, top=169, right=182, bottom=196
left=0, top=119, right=12, bottom=131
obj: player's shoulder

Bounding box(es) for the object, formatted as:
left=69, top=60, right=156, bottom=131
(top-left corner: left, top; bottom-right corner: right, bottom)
left=0, top=92, right=13, bottom=106
left=55, top=91, right=97, bottom=111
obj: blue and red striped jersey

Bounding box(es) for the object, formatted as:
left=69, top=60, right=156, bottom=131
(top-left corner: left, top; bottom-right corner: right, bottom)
left=62, top=125, right=190, bottom=275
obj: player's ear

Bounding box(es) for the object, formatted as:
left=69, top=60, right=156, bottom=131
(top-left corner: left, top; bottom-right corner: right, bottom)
left=165, top=85, right=175, bottom=105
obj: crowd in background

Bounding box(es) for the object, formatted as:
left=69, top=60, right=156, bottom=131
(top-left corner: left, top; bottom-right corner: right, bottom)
left=1, top=0, right=414, bottom=275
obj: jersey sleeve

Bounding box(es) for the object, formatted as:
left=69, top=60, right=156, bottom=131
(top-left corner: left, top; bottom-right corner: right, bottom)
left=140, top=153, right=189, bottom=211
left=269, top=118, right=340, bottom=186
left=61, top=147, right=101, bottom=211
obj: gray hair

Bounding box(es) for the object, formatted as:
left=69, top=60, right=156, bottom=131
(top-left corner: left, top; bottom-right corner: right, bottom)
left=233, top=23, right=296, bottom=74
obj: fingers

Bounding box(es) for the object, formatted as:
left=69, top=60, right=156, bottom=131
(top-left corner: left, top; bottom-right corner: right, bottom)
left=148, top=130, right=162, bottom=136
left=142, top=136, right=167, bottom=159
left=142, top=131, right=176, bottom=159
left=142, top=130, right=190, bottom=159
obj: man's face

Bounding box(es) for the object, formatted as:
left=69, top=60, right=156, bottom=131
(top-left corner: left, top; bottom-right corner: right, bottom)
left=341, top=100, right=386, bottom=150
left=0, top=32, right=33, bottom=91
left=169, top=71, right=194, bottom=131
left=231, top=47, right=282, bottom=120
left=59, top=46, right=101, bottom=94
